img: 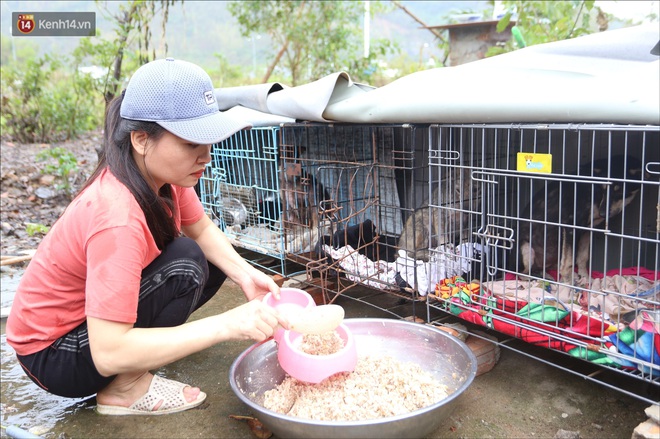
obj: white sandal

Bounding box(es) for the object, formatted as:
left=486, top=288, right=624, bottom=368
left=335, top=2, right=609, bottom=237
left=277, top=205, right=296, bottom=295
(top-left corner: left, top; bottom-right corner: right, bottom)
left=96, top=375, right=206, bottom=416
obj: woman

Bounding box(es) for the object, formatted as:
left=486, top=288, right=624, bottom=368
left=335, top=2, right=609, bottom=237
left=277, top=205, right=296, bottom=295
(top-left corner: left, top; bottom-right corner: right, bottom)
left=6, top=58, right=288, bottom=415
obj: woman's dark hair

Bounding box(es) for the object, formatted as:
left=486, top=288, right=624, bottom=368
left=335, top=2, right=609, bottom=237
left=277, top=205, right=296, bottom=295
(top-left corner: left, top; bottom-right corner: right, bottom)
left=79, top=93, right=178, bottom=249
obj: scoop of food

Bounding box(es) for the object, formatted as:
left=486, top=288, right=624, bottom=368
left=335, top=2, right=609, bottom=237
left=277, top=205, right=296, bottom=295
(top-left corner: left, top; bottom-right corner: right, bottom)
left=287, top=304, right=345, bottom=335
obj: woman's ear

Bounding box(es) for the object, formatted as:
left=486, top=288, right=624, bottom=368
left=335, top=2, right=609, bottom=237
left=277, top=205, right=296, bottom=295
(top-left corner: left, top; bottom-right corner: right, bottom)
left=131, top=131, right=149, bottom=156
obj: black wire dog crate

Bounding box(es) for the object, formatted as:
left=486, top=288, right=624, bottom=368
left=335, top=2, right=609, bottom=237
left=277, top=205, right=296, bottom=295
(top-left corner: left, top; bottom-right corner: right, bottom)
left=425, top=123, right=659, bottom=403
left=198, top=123, right=438, bottom=298
left=198, top=127, right=287, bottom=275
left=277, top=123, right=441, bottom=305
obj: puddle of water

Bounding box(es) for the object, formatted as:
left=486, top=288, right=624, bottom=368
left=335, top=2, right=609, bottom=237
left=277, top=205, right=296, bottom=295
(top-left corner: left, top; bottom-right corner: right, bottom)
left=1, top=271, right=22, bottom=317
left=1, top=331, right=89, bottom=438
left=1, top=270, right=88, bottom=437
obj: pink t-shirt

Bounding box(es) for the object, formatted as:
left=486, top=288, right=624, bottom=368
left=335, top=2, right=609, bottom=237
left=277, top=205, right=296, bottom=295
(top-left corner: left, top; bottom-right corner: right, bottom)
left=6, top=168, right=205, bottom=356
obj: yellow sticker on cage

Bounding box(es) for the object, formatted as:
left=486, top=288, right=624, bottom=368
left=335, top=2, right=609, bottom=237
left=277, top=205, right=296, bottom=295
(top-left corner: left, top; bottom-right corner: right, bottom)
left=517, top=153, right=552, bottom=173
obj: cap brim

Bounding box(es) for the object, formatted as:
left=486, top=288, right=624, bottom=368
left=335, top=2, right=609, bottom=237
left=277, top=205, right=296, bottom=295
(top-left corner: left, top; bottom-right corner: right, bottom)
left=158, top=110, right=252, bottom=144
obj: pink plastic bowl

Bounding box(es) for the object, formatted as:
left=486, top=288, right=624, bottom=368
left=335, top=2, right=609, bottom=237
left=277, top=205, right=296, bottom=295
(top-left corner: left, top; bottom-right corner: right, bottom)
left=263, top=288, right=316, bottom=342
left=276, top=323, right=358, bottom=384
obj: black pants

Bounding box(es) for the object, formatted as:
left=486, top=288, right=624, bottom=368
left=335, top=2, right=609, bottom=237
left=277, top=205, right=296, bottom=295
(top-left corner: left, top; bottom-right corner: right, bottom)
left=16, top=237, right=226, bottom=398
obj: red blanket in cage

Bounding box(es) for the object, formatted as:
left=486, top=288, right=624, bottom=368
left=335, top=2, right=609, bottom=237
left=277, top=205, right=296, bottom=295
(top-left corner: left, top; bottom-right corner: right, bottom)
left=434, top=275, right=660, bottom=374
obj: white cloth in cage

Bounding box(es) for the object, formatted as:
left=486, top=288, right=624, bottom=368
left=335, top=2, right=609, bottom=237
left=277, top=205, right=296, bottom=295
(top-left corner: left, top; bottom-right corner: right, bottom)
left=322, top=243, right=473, bottom=296
left=395, top=244, right=473, bottom=296
left=323, top=245, right=399, bottom=291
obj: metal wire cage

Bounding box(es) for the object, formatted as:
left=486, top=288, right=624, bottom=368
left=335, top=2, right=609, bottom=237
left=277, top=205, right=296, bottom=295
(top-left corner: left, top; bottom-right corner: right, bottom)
left=426, top=123, right=659, bottom=403
left=199, top=121, right=659, bottom=403
left=276, top=123, right=441, bottom=303
left=198, top=127, right=286, bottom=274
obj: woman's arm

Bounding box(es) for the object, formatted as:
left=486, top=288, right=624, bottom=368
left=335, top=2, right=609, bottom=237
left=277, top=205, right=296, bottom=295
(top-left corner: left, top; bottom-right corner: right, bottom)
left=86, top=213, right=287, bottom=377
left=182, top=214, right=280, bottom=301
left=87, top=298, right=284, bottom=376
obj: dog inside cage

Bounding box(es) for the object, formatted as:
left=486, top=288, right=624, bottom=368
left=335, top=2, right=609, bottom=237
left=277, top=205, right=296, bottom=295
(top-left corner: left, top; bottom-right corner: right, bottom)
left=198, top=127, right=288, bottom=260
left=277, top=124, right=429, bottom=295
left=506, top=132, right=657, bottom=288
left=422, top=125, right=659, bottom=301
left=279, top=160, right=336, bottom=254
left=514, top=154, right=646, bottom=284
left=397, top=166, right=482, bottom=262
left=426, top=125, right=659, bottom=394
left=278, top=126, right=387, bottom=260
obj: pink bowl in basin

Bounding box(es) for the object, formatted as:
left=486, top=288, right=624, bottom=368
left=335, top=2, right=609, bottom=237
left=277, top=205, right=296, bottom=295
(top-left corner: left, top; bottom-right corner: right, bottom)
left=276, top=322, right=358, bottom=384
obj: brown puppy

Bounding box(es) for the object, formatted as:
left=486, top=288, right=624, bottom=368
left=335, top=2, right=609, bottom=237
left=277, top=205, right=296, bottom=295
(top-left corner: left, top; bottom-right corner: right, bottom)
left=280, top=163, right=334, bottom=253
left=397, top=167, right=481, bottom=262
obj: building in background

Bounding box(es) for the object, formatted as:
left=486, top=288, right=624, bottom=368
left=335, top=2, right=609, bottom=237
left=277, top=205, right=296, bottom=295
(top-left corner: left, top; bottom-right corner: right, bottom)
left=427, top=19, right=515, bottom=66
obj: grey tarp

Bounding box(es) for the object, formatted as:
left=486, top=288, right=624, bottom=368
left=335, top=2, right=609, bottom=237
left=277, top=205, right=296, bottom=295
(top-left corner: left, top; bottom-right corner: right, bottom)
left=214, top=23, right=659, bottom=126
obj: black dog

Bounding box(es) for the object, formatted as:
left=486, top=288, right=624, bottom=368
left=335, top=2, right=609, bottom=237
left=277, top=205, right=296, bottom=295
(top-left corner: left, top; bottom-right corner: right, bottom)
left=516, top=155, right=643, bottom=282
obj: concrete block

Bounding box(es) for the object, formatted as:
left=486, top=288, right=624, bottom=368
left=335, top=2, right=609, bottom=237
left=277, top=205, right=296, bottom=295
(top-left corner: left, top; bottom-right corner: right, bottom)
left=632, top=419, right=660, bottom=439
left=465, top=330, right=500, bottom=376
left=645, top=405, right=660, bottom=424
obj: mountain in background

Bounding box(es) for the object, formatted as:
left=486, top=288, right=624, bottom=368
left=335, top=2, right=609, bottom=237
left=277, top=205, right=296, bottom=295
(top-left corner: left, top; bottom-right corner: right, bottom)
left=1, top=1, right=490, bottom=71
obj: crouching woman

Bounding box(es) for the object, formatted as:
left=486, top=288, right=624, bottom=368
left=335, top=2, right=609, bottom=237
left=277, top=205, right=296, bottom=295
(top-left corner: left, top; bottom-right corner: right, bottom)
left=6, top=58, right=288, bottom=415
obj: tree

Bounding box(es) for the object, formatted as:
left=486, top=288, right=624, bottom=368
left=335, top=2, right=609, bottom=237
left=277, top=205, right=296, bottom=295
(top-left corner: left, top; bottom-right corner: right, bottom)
left=96, top=0, right=183, bottom=105
left=487, top=0, right=607, bottom=55
left=1, top=52, right=102, bottom=143
left=227, top=1, right=395, bottom=85
left=391, top=1, right=451, bottom=67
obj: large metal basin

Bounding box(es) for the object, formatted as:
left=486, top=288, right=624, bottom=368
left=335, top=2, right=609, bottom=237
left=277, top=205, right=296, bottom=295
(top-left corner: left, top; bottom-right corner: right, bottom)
left=229, top=318, right=477, bottom=439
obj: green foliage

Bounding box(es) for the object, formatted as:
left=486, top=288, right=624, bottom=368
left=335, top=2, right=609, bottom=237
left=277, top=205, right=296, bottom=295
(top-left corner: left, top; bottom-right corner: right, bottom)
left=486, top=1, right=603, bottom=56
left=0, top=34, right=39, bottom=67
left=228, top=1, right=397, bottom=85
left=73, top=36, right=121, bottom=98
left=25, top=222, right=51, bottom=237
left=95, top=0, right=183, bottom=103
left=383, top=52, right=433, bottom=85
left=210, top=53, right=245, bottom=88
left=1, top=53, right=103, bottom=143
left=36, top=147, right=80, bottom=195
left=1, top=1, right=182, bottom=145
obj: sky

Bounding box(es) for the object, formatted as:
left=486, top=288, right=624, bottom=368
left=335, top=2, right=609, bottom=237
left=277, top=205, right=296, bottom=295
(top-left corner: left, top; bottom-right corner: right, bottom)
left=595, top=0, right=659, bottom=22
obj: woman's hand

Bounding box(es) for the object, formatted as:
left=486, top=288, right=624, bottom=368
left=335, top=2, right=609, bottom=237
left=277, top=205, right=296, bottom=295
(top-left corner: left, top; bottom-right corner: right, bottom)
left=238, top=267, right=281, bottom=302
left=223, top=299, right=288, bottom=342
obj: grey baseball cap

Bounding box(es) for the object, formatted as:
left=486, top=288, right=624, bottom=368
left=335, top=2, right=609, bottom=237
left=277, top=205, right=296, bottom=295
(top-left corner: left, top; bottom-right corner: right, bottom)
left=120, top=58, right=251, bottom=144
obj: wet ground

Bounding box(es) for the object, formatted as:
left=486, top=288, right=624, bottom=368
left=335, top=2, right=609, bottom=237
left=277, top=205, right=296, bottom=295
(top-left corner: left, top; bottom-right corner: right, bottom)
left=0, top=275, right=654, bottom=439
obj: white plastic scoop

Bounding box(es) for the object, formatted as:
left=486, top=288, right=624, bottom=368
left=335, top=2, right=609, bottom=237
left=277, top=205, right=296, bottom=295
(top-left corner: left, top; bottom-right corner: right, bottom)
left=287, top=304, right=345, bottom=335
